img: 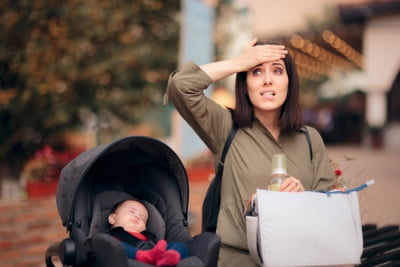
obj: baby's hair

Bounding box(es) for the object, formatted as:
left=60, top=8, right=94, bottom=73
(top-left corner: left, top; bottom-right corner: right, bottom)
left=110, top=197, right=147, bottom=214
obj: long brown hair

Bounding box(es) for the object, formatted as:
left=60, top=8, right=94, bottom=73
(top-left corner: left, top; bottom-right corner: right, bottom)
left=232, top=40, right=304, bottom=132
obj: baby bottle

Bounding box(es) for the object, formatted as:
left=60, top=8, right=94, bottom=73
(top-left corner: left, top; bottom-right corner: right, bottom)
left=270, top=153, right=287, bottom=191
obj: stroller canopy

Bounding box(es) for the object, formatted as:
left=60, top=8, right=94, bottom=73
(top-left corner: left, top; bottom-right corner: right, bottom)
left=56, top=136, right=189, bottom=230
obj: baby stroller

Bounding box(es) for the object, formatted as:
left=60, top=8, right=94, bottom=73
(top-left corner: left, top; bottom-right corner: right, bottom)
left=45, top=136, right=220, bottom=267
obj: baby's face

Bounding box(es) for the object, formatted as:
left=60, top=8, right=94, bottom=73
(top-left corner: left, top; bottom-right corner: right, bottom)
left=109, top=200, right=148, bottom=233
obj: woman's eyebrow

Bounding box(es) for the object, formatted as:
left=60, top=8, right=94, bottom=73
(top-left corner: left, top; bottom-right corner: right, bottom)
left=271, top=62, right=284, bottom=67
left=249, top=64, right=262, bottom=70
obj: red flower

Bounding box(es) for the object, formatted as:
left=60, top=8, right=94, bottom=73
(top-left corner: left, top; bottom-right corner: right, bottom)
left=334, top=169, right=342, bottom=177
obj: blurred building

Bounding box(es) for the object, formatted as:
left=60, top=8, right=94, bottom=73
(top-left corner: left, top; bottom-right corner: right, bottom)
left=247, top=0, right=400, bottom=148
left=171, top=0, right=400, bottom=160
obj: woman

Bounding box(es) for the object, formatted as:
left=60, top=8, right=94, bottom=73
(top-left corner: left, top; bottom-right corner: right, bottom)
left=167, top=38, right=335, bottom=266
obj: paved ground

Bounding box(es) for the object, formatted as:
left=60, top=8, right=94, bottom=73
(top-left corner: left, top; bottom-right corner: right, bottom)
left=326, top=145, right=400, bottom=228
left=187, top=145, right=400, bottom=236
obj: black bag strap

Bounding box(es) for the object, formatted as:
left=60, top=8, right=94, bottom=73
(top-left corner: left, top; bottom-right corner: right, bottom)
left=301, top=126, right=313, bottom=161
left=201, top=123, right=238, bottom=233
left=215, top=123, right=238, bottom=179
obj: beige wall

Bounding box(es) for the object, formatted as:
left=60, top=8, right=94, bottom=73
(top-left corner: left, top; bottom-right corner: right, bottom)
left=364, top=14, right=400, bottom=128
left=248, top=0, right=369, bottom=37
left=364, top=14, right=400, bottom=93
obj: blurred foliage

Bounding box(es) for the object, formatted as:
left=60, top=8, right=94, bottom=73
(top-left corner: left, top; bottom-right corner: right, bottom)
left=0, top=0, right=180, bottom=177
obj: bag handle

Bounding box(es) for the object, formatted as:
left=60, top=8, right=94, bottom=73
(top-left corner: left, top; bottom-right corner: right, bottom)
left=301, top=126, right=313, bottom=161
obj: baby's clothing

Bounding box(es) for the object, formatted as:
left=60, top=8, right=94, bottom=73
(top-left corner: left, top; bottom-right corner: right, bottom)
left=108, top=227, right=189, bottom=266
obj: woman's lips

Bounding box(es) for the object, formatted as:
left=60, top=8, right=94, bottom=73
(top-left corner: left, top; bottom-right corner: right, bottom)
left=261, top=91, right=276, bottom=98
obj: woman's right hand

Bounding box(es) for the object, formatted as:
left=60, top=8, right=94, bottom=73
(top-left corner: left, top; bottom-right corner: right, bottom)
left=234, top=38, right=288, bottom=71
left=199, top=38, right=287, bottom=82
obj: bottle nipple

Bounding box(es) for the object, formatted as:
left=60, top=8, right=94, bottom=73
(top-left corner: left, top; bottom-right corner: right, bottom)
left=272, top=153, right=287, bottom=175
left=271, top=153, right=287, bottom=191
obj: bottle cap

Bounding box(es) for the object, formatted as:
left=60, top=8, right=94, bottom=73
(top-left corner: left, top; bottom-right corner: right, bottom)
left=271, top=153, right=287, bottom=175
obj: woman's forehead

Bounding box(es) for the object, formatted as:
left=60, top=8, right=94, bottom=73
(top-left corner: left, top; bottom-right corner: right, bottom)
left=252, top=59, right=285, bottom=68
left=265, top=59, right=285, bottom=66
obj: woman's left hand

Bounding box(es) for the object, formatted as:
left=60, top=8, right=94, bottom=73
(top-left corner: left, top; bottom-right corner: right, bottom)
left=280, top=177, right=304, bottom=192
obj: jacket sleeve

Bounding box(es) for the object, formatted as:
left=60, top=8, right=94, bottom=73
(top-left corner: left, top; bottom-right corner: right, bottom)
left=167, top=61, right=233, bottom=153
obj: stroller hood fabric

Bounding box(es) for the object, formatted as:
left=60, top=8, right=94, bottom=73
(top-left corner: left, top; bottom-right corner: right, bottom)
left=56, top=136, right=189, bottom=230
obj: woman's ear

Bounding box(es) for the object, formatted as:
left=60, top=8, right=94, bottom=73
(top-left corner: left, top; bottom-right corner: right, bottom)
left=108, top=213, right=116, bottom=225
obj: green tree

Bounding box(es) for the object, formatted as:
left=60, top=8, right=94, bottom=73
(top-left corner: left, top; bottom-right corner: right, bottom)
left=0, top=0, right=180, bottom=181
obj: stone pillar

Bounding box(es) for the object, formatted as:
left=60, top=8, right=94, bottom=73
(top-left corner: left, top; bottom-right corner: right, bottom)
left=366, top=92, right=386, bottom=148
left=363, top=15, right=400, bottom=148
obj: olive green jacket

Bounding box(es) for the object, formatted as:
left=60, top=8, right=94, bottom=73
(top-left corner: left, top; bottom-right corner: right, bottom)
left=167, top=61, right=335, bottom=266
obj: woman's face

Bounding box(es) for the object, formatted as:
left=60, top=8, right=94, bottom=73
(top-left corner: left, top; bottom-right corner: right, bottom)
left=246, top=59, right=288, bottom=118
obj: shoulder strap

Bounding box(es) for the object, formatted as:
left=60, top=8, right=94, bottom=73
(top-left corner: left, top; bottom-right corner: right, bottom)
left=301, top=126, right=313, bottom=161
left=201, top=124, right=238, bottom=233
left=215, top=123, right=238, bottom=179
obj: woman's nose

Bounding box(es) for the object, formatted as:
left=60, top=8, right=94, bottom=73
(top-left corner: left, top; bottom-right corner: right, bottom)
left=264, top=72, right=273, bottom=85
